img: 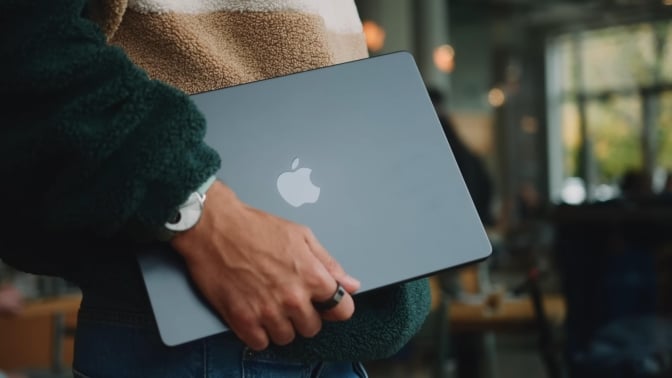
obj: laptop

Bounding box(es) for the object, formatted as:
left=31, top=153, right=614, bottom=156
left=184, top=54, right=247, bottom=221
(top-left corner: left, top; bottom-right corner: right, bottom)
left=137, top=51, right=492, bottom=347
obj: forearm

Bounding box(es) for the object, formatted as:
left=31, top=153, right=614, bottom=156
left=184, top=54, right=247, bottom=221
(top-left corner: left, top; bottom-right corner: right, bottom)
left=0, top=0, right=220, bottom=239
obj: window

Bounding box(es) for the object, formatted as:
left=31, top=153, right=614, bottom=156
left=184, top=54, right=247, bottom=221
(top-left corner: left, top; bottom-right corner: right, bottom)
left=547, top=21, right=672, bottom=203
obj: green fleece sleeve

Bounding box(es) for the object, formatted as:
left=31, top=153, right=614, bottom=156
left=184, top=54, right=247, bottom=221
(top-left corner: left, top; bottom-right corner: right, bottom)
left=0, top=0, right=221, bottom=238
left=271, top=278, right=432, bottom=362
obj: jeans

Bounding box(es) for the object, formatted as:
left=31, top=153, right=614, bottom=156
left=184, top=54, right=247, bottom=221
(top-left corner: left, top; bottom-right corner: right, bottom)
left=73, top=306, right=368, bottom=378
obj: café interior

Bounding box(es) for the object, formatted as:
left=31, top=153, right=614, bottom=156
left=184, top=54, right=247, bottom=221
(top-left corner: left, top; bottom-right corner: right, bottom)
left=1, top=0, right=672, bottom=377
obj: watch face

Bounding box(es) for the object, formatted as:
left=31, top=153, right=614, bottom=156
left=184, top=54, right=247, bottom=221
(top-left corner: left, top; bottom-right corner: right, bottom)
left=165, top=192, right=204, bottom=232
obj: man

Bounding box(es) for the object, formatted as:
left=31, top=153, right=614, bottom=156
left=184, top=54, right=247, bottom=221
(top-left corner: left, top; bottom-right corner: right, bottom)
left=0, top=0, right=430, bottom=376
left=428, top=88, right=494, bottom=228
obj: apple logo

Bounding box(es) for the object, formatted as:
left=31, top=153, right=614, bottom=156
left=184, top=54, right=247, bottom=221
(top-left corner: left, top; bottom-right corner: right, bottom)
left=277, top=157, right=321, bottom=207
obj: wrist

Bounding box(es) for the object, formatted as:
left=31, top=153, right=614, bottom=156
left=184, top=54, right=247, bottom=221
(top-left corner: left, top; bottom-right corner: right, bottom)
left=156, top=175, right=217, bottom=242
left=170, top=180, right=241, bottom=250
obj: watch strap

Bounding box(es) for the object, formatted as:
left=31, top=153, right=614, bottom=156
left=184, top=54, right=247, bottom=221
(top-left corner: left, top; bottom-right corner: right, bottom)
left=156, top=175, right=217, bottom=242
left=197, top=175, right=217, bottom=197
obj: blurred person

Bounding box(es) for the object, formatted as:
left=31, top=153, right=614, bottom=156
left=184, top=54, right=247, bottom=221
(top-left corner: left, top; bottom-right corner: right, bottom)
left=428, top=86, right=495, bottom=295
left=0, top=1, right=431, bottom=377
left=428, top=88, right=495, bottom=228
left=664, top=171, right=672, bottom=192
left=619, top=169, right=653, bottom=202
left=516, top=181, right=544, bottom=221
left=428, top=87, right=495, bottom=378
left=657, top=171, right=672, bottom=202
left=508, top=181, right=552, bottom=261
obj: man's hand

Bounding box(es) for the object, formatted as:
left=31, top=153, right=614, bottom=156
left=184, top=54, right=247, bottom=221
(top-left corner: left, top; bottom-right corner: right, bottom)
left=171, top=181, right=360, bottom=350
left=0, top=285, right=24, bottom=316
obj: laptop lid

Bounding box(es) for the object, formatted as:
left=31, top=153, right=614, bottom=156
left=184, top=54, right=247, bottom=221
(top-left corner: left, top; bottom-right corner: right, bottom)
left=138, top=51, right=492, bottom=346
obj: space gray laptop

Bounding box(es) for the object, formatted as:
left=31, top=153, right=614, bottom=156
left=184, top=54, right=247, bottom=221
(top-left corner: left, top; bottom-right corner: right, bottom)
left=137, top=51, right=492, bottom=346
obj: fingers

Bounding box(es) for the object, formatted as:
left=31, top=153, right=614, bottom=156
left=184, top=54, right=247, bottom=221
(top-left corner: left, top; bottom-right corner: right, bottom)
left=303, top=228, right=359, bottom=323
left=318, top=287, right=356, bottom=322
left=228, top=315, right=269, bottom=351
left=304, top=230, right=360, bottom=294
left=177, top=194, right=358, bottom=351
left=223, top=288, right=323, bottom=350
left=262, top=315, right=296, bottom=346
left=260, top=291, right=321, bottom=345
left=286, top=295, right=323, bottom=338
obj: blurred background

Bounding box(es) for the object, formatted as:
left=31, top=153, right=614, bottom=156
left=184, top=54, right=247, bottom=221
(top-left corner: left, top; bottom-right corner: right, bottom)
left=2, top=0, right=672, bottom=377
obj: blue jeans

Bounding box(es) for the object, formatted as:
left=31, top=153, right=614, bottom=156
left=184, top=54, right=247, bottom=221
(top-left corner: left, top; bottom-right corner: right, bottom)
left=73, top=307, right=368, bottom=378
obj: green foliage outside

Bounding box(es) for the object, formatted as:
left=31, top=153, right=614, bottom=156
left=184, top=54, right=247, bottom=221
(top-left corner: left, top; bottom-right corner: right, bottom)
left=554, top=21, right=672, bottom=187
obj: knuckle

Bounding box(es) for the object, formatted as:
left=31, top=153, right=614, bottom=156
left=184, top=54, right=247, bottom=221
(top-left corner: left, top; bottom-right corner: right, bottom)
left=248, top=336, right=269, bottom=351
left=304, top=269, right=332, bottom=291
left=282, top=290, right=304, bottom=311
left=287, top=225, right=310, bottom=247
left=258, top=305, right=277, bottom=322
left=322, top=255, right=338, bottom=270
left=297, top=224, right=313, bottom=238
left=303, top=322, right=322, bottom=338
left=273, top=331, right=295, bottom=346
left=234, top=324, right=268, bottom=351
left=231, top=309, right=259, bottom=330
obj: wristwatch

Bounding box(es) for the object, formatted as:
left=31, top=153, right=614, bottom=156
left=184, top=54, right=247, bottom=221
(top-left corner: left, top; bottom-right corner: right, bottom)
left=165, top=190, right=206, bottom=230
left=157, top=176, right=216, bottom=241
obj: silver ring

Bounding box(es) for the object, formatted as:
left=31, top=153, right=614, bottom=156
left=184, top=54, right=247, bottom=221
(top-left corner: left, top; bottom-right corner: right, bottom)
left=313, top=282, right=346, bottom=312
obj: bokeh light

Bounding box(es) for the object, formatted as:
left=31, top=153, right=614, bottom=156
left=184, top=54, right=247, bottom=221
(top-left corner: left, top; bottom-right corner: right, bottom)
left=488, top=88, right=506, bottom=107
left=433, top=44, right=455, bottom=73
left=362, top=20, right=386, bottom=52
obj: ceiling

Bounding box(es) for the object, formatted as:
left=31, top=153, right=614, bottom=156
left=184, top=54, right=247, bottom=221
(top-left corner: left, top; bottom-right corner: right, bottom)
left=452, top=0, right=672, bottom=29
